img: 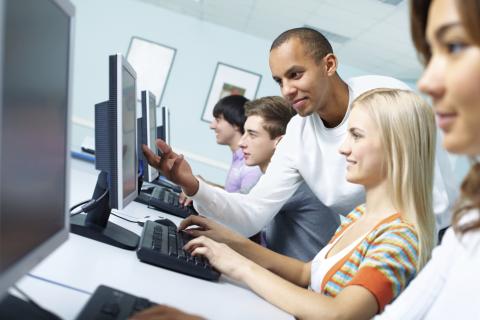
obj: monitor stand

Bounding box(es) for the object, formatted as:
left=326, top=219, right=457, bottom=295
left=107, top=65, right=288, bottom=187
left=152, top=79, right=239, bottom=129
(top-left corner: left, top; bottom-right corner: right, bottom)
left=70, top=171, right=139, bottom=250
left=0, top=294, right=61, bottom=320
left=70, top=215, right=139, bottom=250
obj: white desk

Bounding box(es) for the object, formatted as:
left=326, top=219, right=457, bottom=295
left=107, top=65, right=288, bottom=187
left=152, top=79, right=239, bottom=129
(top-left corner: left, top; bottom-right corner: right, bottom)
left=18, top=158, right=292, bottom=320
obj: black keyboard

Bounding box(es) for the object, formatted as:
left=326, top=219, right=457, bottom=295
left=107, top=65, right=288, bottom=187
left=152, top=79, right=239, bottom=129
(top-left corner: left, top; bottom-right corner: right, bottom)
left=137, top=220, right=220, bottom=281
left=76, top=285, right=156, bottom=320
left=135, top=186, right=196, bottom=218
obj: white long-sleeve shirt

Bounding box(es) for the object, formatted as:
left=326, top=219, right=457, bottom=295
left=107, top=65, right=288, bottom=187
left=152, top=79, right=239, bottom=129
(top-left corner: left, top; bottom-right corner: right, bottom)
left=377, top=211, right=480, bottom=319
left=191, top=75, right=457, bottom=237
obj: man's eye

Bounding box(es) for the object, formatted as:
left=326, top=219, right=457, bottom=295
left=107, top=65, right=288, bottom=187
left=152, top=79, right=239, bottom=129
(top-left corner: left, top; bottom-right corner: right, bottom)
left=290, top=72, right=302, bottom=79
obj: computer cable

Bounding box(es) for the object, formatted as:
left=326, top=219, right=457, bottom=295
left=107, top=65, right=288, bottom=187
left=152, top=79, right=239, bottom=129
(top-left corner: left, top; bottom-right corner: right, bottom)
left=69, top=189, right=109, bottom=217
left=12, top=285, right=62, bottom=320
left=110, top=212, right=144, bottom=227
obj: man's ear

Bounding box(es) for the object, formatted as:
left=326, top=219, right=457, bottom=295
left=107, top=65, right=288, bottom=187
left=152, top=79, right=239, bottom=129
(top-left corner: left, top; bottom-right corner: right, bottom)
left=324, top=53, right=338, bottom=76
left=274, top=135, right=284, bottom=148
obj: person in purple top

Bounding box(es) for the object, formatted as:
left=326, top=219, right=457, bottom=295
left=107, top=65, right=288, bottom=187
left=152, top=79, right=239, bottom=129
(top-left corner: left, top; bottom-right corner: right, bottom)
left=209, top=95, right=262, bottom=194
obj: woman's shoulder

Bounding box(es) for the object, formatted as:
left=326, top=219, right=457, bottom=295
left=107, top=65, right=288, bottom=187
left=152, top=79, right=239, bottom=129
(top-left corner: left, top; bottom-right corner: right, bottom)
left=366, top=214, right=418, bottom=249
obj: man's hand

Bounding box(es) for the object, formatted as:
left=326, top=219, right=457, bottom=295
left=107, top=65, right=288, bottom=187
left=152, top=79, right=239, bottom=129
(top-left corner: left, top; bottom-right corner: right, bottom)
left=130, top=305, right=204, bottom=320
left=178, top=215, right=244, bottom=247
left=142, top=139, right=199, bottom=196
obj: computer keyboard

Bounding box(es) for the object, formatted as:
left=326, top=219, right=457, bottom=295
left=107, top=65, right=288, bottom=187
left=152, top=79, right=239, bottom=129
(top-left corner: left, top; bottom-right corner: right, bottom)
left=137, top=220, right=220, bottom=281
left=153, top=176, right=182, bottom=193
left=75, top=285, right=156, bottom=320
left=135, top=185, right=196, bottom=218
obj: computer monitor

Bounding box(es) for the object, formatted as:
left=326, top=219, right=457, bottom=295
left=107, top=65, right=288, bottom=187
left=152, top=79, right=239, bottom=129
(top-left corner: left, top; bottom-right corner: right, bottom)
left=0, top=0, right=73, bottom=315
left=157, top=105, right=170, bottom=146
left=70, top=54, right=139, bottom=250
left=139, top=90, right=159, bottom=183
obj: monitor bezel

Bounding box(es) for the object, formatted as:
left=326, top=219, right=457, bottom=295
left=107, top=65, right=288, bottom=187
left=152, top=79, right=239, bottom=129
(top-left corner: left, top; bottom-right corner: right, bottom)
left=114, top=54, right=138, bottom=210
left=163, top=105, right=170, bottom=145
left=0, top=0, right=74, bottom=299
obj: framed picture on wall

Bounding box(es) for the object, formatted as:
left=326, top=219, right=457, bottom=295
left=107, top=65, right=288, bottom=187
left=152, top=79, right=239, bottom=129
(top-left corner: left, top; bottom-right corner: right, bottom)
left=126, top=36, right=176, bottom=104
left=201, top=62, right=262, bottom=123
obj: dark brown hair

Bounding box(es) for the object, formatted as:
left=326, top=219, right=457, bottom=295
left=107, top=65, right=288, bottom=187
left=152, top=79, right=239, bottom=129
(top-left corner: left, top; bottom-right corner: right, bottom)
left=244, top=96, right=296, bottom=139
left=411, top=0, right=480, bottom=64
left=270, top=27, right=333, bottom=64
left=410, top=0, right=480, bottom=234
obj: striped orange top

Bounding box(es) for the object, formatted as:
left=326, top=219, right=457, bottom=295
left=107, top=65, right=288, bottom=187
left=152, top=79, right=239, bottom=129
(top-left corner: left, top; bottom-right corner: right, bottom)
left=317, top=205, right=419, bottom=312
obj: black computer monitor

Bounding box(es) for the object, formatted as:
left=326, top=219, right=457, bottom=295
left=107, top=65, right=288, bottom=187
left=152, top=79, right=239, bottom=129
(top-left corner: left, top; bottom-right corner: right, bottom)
left=70, top=54, right=140, bottom=250
left=0, top=0, right=73, bottom=316
left=157, top=105, right=170, bottom=146
left=139, top=90, right=159, bottom=183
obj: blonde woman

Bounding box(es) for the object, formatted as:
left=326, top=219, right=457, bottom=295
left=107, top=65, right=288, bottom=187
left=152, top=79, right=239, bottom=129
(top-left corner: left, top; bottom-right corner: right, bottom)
left=132, top=89, right=436, bottom=320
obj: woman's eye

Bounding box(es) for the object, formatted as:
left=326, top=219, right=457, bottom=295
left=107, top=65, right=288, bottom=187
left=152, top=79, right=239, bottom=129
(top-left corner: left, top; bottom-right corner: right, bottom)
left=446, top=42, right=467, bottom=54
left=350, top=132, right=359, bottom=140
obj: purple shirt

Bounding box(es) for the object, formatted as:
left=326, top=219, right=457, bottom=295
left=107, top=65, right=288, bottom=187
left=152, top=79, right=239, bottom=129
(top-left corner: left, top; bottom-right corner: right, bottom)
left=224, top=148, right=262, bottom=194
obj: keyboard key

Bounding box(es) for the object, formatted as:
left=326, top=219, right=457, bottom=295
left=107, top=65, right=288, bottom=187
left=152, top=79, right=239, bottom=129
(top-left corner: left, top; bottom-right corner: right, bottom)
left=100, top=302, right=120, bottom=316
left=168, top=234, right=177, bottom=256
left=132, top=297, right=153, bottom=313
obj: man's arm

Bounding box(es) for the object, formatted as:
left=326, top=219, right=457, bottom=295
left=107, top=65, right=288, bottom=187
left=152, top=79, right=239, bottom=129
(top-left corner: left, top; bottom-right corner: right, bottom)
left=143, top=118, right=303, bottom=236
left=190, top=122, right=303, bottom=236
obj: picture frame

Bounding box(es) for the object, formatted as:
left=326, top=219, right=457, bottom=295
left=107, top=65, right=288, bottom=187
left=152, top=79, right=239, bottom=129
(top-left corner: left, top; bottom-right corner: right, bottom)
left=126, top=36, right=176, bottom=104
left=201, top=62, right=262, bottom=123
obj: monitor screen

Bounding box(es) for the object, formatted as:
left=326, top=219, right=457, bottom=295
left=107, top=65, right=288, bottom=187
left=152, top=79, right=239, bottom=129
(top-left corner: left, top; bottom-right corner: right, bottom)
left=121, top=65, right=137, bottom=206
left=140, top=90, right=159, bottom=182
left=148, top=96, right=157, bottom=161
left=0, top=0, right=72, bottom=298
left=157, top=106, right=170, bottom=145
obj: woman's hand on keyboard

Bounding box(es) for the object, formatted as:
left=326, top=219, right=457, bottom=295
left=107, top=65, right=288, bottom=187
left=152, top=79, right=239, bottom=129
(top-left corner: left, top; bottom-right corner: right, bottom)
left=178, top=215, right=243, bottom=247
left=183, top=235, right=253, bottom=282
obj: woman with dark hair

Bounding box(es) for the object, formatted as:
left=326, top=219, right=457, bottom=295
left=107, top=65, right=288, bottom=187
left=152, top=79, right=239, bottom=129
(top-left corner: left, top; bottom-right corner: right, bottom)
left=377, top=0, right=480, bottom=318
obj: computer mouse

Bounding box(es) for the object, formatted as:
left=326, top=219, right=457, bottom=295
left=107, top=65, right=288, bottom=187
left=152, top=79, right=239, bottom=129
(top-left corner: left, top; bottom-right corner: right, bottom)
left=154, top=218, right=177, bottom=228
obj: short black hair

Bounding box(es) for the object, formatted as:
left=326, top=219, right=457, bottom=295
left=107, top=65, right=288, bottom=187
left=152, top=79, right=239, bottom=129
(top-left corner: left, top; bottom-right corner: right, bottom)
left=212, top=95, right=249, bottom=134
left=270, top=27, right=333, bottom=64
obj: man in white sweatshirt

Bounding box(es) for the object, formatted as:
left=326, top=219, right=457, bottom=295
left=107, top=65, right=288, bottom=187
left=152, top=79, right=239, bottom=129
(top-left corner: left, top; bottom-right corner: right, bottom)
left=143, top=27, right=457, bottom=239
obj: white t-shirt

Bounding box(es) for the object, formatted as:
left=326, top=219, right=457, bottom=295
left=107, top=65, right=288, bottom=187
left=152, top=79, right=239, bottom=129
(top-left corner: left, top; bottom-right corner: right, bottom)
left=310, top=227, right=368, bottom=292
left=377, top=210, right=480, bottom=319
left=191, top=75, right=457, bottom=237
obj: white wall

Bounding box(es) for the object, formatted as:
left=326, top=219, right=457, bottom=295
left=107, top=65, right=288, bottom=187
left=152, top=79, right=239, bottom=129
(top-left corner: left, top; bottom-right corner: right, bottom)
left=70, top=0, right=373, bottom=184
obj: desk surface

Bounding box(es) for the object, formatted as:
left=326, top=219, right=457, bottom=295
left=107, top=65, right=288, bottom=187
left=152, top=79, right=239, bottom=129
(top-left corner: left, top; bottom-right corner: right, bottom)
left=20, top=158, right=292, bottom=320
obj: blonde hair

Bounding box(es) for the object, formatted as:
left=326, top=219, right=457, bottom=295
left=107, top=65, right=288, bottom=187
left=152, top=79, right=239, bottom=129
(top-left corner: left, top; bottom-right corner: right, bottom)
left=352, top=88, right=436, bottom=269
